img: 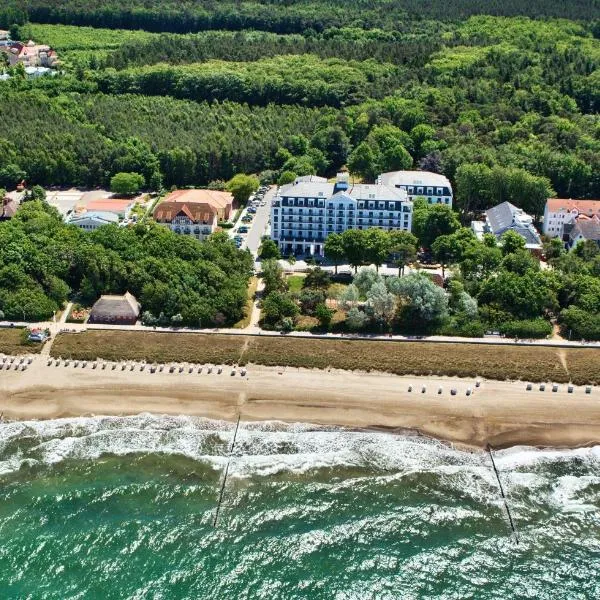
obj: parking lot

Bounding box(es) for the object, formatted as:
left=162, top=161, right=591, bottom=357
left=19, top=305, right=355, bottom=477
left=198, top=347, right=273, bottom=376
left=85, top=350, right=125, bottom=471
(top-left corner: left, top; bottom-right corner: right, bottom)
left=230, top=185, right=274, bottom=256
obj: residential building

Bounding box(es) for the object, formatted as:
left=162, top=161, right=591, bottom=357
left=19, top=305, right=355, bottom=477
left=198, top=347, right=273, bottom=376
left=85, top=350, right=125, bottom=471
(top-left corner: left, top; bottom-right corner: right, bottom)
left=0, top=30, right=9, bottom=41
left=378, top=170, right=453, bottom=207
left=4, top=40, right=59, bottom=68
left=85, top=198, right=135, bottom=220
left=162, top=189, right=234, bottom=221
left=68, top=211, right=119, bottom=231
left=543, top=198, right=600, bottom=238
left=474, top=202, right=542, bottom=250
left=88, top=292, right=141, bottom=325
left=567, top=216, right=600, bottom=249
left=153, top=197, right=218, bottom=241
left=0, top=197, right=18, bottom=221
left=270, top=171, right=413, bottom=256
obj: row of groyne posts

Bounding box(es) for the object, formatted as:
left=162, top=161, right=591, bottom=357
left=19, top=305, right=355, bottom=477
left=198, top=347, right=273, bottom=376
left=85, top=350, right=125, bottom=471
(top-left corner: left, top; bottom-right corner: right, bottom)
left=487, top=444, right=519, bottom=545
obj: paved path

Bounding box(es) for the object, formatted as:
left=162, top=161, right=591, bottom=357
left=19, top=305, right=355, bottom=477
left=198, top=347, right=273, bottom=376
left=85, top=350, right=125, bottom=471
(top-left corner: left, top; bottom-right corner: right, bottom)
left=5, top=318, right=598, bottom=350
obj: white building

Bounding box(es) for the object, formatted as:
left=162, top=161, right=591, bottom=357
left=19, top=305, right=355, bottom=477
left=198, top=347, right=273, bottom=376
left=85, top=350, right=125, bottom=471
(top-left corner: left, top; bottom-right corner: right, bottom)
left=271, top=172, right=413, bottom=256
left=378, top=170, right=453, bottom=207
left=543, top=198, right=600, bottom=238
left=68, top=211, right=119, bottom=231
left=476, top=202, right=542, bottom=250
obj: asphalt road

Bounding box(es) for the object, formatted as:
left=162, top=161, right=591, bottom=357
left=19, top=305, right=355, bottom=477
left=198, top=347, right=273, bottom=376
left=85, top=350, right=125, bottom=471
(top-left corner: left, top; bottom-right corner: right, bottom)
left=245, top=186, right=275, bottom=257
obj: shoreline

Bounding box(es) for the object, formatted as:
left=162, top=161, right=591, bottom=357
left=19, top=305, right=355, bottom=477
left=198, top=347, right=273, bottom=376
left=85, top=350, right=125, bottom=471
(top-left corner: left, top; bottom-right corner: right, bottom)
left=1, top=358, right=600, bottom=450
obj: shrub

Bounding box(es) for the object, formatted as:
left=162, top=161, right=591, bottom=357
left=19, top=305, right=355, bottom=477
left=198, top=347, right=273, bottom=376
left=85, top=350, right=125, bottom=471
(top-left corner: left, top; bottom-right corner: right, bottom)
left=559, top=307, right=600, bottom=341
left=499, top=319, right=553, bottom=339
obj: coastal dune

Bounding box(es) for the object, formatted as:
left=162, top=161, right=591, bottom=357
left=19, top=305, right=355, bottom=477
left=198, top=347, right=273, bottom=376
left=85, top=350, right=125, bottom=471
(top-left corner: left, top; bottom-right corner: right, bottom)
left=1, top=360, right=600, bottom=449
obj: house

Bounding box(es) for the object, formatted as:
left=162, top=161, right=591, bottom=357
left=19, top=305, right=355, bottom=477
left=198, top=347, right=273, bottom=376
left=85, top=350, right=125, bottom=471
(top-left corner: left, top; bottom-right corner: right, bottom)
left=0, top=197, right=18, bottom=221
left=161, top=189, right=234, bottom=221
left=543, top=198, right=600, bottom=239
left=377, top=170, right=453, bottom=208
left=68, top=211, right=119, bottom=231
left=270, top=171, right=413, bottom=256
left=85, top=198, right=135, bottom=220
left=567, top=216, right=600, bottom=249
left=480, top=202, right=542, bottom=250
left=153, top=197, right=218, bottom=241
left=0, top=30, right=9, bottom=41
left=88, top=292, right=141, bottom=325
left=4, top=40, right=59, bottom=68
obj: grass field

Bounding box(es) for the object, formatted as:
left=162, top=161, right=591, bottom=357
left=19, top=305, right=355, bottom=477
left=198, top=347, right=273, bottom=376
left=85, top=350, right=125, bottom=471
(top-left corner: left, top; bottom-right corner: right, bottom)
left=0, top=328, right=43, bottom=355
left=242, top=337, right=574, bottom=383
left=47, top=330, right=600, bottom=384
left=50, top=330, right=245, bottom=364
left=286, top=275, right=305, bottom=293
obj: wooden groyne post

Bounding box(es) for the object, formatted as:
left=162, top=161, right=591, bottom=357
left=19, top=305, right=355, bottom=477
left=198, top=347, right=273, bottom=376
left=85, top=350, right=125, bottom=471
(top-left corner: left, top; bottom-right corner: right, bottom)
left=213, top=414, right=241, bottom=527
left=486, top=444, right=519, bottom=544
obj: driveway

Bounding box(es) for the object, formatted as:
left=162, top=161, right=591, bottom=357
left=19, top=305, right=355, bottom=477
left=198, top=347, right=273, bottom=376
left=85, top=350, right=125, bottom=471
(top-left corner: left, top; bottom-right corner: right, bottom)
left=245, top=186, right=275, bottom=257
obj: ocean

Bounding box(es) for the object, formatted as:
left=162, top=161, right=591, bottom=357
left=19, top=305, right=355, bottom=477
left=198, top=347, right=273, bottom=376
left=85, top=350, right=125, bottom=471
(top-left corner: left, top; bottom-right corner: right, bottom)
left=0, top=415, right=598, bottom=599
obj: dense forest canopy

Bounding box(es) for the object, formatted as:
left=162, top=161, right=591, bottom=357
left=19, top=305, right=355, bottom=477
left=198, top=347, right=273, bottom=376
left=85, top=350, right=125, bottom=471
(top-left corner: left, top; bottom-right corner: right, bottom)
left=2, top=1, right=598, bottom=33
left=0, top=202, right=253, bottom=325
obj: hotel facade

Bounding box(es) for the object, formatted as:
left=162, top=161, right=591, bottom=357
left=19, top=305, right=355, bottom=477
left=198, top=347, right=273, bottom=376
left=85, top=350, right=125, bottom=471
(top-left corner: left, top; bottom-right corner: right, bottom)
left=270, top=172, right=413, bottom=256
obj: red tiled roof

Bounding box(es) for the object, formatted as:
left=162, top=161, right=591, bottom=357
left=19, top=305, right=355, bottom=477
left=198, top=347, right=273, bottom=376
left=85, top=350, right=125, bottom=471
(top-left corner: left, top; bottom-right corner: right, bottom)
left=86, top=198, right=134, bottom=213
left=153, top=199, right=217, bottom=224
left=546, top=198, right=600, bottom=214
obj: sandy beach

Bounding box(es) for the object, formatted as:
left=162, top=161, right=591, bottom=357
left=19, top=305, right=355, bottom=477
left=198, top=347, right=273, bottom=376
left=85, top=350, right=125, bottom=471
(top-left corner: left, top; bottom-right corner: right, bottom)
left=1, top=357, right=599, bottom=449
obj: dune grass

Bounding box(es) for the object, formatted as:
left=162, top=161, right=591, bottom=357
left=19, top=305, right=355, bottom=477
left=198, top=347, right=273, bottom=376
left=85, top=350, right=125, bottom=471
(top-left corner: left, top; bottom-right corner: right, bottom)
left=50, top=330, right=245, bottom=364
left=0, top=328, right=43, bottom=355
left=48, top=329, right=600, bottom=384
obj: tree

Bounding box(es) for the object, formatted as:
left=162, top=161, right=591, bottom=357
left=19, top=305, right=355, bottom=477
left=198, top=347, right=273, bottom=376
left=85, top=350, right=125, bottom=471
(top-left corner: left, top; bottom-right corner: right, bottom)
left=353, top=268, right=383, bottom=297
left=341, top=229, right=367, bottom=273
left=364, top=228, right=391, bottom=271
left=500, top=230, right=526, bottom=256
left=25, top=185, right=46, bottom=202
left=366, top=280, right=397, bottom=328
left=310, top=126, right=350, bottom=172
left=258, top=238, right=281, bottom=260
left=389, top=273, right=449, bottom=325
left=389, top=230, right=418, bottom=275
left=346, top=306, right=369, bottom=330
left=298, top=288, right=326, bottom=315
left=226, top=173, right=259, bottom=204
left=261, top=259, right=286, bottom=295
left=324, top=233, right=345, bottom=274
left=277, top=170, right=297, bottom=186
left=261, top=291, right=299, bottom=328
left=348, top=142, right=377, bottom=181
left=543, top=237, right=565, bottom=260
left=0, top=164, right=26, bottom=189
left=338, top=284, right=359, bottom=310
left=110, top=172, right=145, bottom=196
left=381, top=143, right=412, bottom=172
left=412, top=204, right=461, bottom=249
left=315, top=303, right=334, bottom=329
left=303, top=267, right=330, bottom=290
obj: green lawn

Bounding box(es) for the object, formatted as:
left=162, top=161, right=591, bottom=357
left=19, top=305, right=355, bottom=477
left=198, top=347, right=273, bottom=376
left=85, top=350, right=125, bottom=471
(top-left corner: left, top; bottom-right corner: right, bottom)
left=287, top=275, right=305, bottom=293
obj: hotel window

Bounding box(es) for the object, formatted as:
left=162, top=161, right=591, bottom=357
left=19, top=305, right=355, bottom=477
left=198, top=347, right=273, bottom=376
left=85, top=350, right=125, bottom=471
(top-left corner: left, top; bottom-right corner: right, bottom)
left=427, top=187, right=433, bottom=195
left=408, top=187, right=414, bottom=194
left=437, top=187, right=443, bottom=195
left=417, top=187, right=423, bottom=194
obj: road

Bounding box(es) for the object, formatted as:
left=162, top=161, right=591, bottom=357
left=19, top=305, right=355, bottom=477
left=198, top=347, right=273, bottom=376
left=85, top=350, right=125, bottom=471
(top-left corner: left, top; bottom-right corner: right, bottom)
left=245, top=186, right=275, bottom=257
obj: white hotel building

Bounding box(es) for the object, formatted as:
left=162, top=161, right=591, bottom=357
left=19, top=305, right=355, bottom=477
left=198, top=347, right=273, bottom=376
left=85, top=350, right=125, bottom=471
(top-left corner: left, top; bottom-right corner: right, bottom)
left=378, top=170, right=453, bottom=207
left=270, top=172, right=413, bottom=256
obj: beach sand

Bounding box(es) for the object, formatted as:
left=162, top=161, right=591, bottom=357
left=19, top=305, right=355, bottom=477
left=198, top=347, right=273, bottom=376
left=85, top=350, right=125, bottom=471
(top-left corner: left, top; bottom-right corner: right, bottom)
left=1, top=358, right=599, bottom=449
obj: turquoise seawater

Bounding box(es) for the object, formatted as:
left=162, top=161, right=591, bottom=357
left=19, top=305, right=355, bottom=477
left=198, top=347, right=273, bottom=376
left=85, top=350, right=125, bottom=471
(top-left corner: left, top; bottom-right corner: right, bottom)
left=0, top=415, right=599, bottom=599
